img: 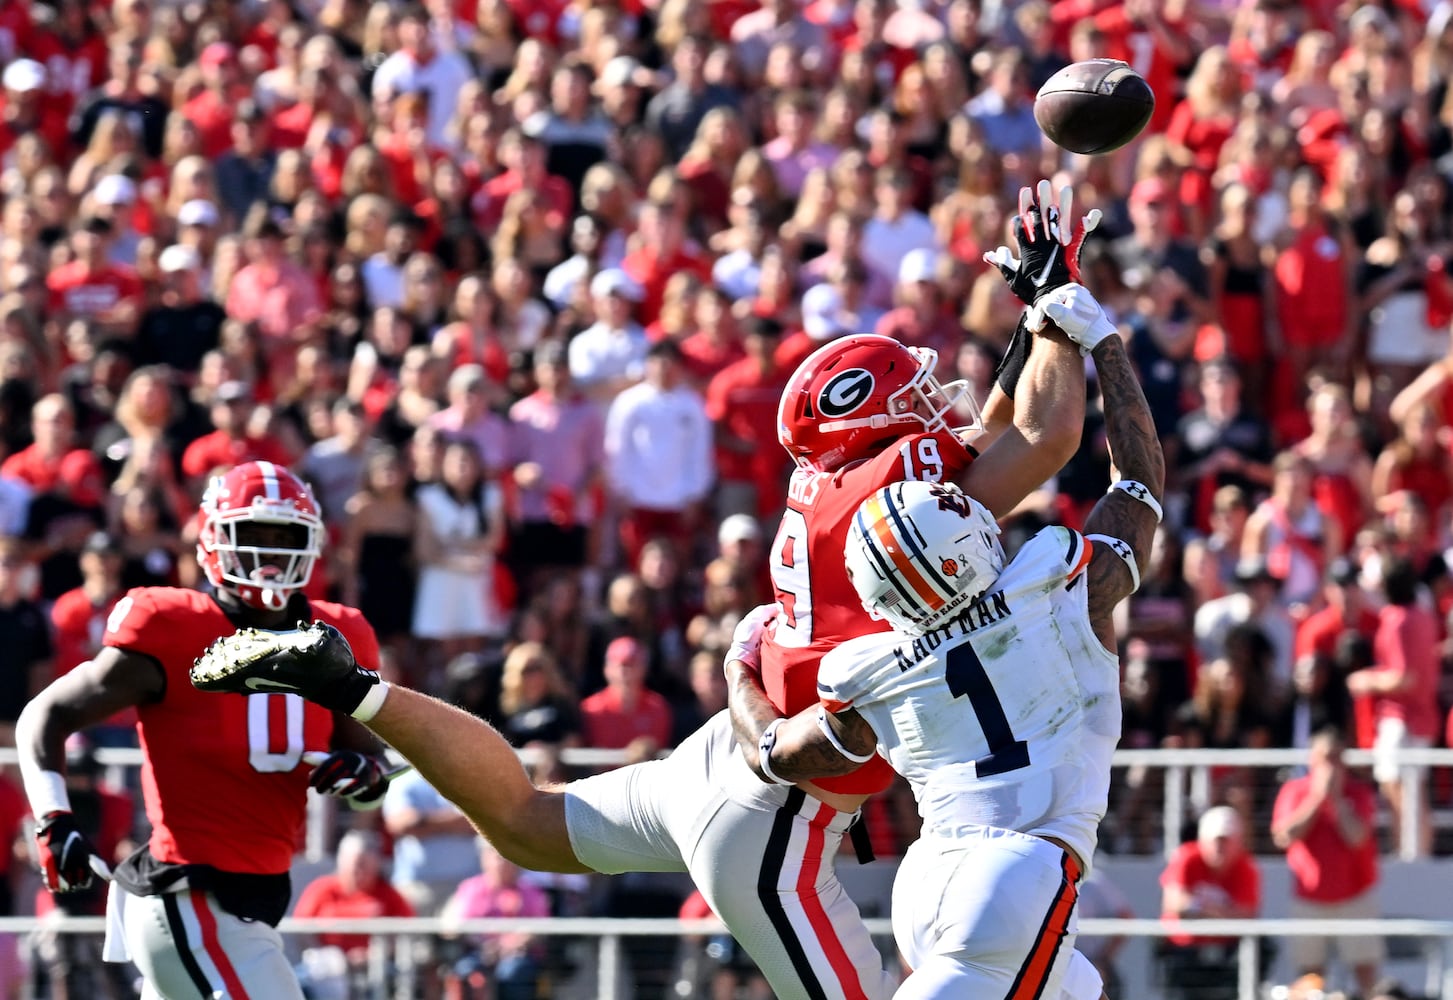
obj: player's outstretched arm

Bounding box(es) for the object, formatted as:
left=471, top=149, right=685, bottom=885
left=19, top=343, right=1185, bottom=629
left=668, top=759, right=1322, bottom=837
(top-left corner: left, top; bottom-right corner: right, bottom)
left=1055, top=286, right=1165, bottom=651
left=190, top=624, right=589, bottom=874
left=965, top=181, right=1092, bottom=516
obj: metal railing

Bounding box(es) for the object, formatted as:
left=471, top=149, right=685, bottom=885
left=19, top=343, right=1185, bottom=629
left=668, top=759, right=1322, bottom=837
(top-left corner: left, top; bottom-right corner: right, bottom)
left=13, top=914, right=1453, bottom=1000
left=20, top=744, right=1452, bottom=861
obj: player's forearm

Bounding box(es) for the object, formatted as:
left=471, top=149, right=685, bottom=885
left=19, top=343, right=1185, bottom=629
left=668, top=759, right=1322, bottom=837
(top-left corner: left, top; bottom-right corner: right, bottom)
left=1010, top=326, right=1084, bottom=469
left=767, top=714, right=861, bottom=783
left=725, top=658, right=781, bottom=766
left=1090, top=336, right=1165, bottom=499
left=360, top=686, right=589, bottom=873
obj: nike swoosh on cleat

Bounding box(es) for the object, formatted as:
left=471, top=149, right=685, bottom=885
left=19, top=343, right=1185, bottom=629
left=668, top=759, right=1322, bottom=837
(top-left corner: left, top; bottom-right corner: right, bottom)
left=1033, top=245, right=1059, bottom=288
left=243, top=676, right=300, bottom=692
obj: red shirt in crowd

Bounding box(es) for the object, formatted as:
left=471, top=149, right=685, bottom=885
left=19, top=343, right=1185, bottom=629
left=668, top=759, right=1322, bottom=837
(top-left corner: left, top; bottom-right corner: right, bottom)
left=181, top=431, right=293, bottom=482
left=473, top=168, right=573, bottom=232
left=1370, top=603, right=1442, bottom=740
left=621, top=245, right=714, bottom=327
left=1294, top=602, right=1379, bottom=662
left=1160, top=840, right=1261, bottom=946
left=579, top=686, right=673, bottom=751
left=1275, top=221, right=1348, bottom=348
left=0, top=446, right=100, bottom=495
left=293, top=873, right=415, bottom=955
left=181, top=87, right=235, bottom=159
left=704, top=357, right=788, bottom=518
left=1271, top=773, right=1378, bottom=904
left=47, top=260, right=142, bottom=321
left=678, top=331, right=745, bottom=384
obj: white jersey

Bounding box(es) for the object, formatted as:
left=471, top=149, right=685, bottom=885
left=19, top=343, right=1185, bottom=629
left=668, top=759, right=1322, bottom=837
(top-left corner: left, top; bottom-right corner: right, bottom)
left=817, top=526, right=1121, bottom=868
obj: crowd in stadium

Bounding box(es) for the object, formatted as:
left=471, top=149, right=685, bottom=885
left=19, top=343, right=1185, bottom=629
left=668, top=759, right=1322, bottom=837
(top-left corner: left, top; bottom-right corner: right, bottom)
left=2, top=0, right=1453, bottom=994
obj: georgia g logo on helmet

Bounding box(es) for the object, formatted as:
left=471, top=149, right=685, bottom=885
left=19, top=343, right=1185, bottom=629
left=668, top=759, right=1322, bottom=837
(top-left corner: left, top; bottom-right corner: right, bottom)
left=817, top=368, right=875, bottom=419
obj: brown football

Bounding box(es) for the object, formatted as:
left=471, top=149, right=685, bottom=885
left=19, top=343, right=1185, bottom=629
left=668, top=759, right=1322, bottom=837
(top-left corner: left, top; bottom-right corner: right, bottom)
left=1034, top=59, right=1155, bottom=155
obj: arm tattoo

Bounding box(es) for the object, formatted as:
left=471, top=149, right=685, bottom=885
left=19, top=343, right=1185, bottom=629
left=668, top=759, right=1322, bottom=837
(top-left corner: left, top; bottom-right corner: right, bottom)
left=725, top=659, right=783, bottom=769
left=1082, top=336, right=1166, bottom=635
left=770, top=709, right=876, bottom=782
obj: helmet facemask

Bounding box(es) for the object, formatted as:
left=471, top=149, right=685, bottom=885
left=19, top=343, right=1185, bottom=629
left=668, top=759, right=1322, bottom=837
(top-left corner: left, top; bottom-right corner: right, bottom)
left=202, top=508, right=321, bottom=610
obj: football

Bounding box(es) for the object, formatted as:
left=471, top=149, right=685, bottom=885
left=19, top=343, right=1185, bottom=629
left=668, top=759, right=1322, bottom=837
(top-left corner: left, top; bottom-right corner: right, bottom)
left=1034, top=59, right=1156, bottom=155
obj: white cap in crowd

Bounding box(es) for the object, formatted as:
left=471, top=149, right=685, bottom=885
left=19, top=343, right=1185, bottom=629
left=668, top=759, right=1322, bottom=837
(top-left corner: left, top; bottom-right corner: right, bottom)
left=590, top=267, right=644, bottom=302
left=2, top=59, right=44, bottom=93
left=802, top=284, right=855, bottom=341
left=158, top=245, right=202, bottom=273
left=94, top=174, right=138, bottom=207
left=177, top=200, right=220, bottom=228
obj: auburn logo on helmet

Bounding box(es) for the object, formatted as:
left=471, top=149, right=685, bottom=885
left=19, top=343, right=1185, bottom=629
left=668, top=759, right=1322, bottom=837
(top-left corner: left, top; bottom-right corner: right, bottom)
left=817, top=368, right=875, bottom=418
left=929, top=483, right=973, bottom=518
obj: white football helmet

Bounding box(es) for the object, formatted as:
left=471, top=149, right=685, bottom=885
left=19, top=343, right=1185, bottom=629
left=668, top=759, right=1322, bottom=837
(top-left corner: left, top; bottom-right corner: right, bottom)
left=845, top=480, right=1004, bottom=635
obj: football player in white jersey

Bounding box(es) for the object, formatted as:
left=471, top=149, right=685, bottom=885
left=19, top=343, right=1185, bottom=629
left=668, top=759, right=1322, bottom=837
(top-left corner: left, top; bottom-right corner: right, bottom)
left=727, top=281, right=1164, bottom=1000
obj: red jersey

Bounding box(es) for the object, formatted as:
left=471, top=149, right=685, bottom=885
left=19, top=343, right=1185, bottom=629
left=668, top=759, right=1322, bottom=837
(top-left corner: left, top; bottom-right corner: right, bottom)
left=293, top=873, right=415, bottom=953
left=762, top=429, right=974, bottom=794
left=104, top=587, right=380, bottom=875
left=46, top=261, right=142, bottom=320
left=1271, top=774, right=1377, bottom=903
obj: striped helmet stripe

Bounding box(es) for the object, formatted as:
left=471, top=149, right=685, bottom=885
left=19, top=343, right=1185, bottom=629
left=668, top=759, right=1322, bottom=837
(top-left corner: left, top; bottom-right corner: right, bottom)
left=255, top=461, right=281, bottom=501
left=863, top=492, right=945, bottom=612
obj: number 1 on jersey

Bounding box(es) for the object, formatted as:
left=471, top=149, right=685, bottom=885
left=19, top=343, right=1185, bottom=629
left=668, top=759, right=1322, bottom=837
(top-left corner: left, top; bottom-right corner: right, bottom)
left=945, top=643, right=1030, bottom=776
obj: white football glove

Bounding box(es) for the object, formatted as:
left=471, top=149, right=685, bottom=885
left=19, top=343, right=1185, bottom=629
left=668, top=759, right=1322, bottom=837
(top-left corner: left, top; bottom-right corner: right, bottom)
left=725, top=603, right=780, bottom=673
left=1033, top=282, right=1118, bottom=356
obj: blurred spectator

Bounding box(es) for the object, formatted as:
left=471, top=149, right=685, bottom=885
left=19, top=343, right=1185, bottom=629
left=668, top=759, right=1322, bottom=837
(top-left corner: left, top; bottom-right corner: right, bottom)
left=704, top=318, right=788, bottom=522
left=1159, top=806, right=1261, bottom=1000
left=605, top=339, right=713, bottom=569
left=302, top=398, right=376, bottom=522
left=964, top=50, right=1040, bottom=159
left=427, top=363, right=508, bottom=477
left=224, top=212, right=322, bottom=345
left=136, top=246, right=225, bottom=377
left=382, top=769, right=482, bottom=915
left=49, top=530, right=122, bottom=677
left=45, top=217, right=142, bottom=336
left=1242, top=452, right=1339, bottom=606
left=648, top=34, right=742, bottom=159
left=1176, top=359, right=1275, bottom=533
left=1195, top=557, right=1295, bottom=705
left=340, top=448, right=417, bottom=655
left=497, top=641, right=581, bottom=750
left=371, top=3, right=473, bottom=149
left=860, top=166, right=939, bottom=296
left=178, top=380, right=291, bottom=490
left=411, top=437, right=507, bottom=663
left=440, top=839, right=550, bottom=1000
left=570, top=267, right=648, bottom=400
left=622, top=199, right=715, bottom=327
left=293, top=830, right=415, bottom=971
left=580, top=636, right=672, bottom=754
left=1271, top=728, right=1382, bottom=997
left=1275, top=169, right=1354, bottom=390
left=0, top=536, right=50, bottom=743
left=1347, top=557, right=1441, bottom=857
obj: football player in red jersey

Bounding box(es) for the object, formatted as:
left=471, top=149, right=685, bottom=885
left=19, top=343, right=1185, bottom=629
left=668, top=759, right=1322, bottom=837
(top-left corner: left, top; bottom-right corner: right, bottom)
left=17, top=461, right=391, bottom=1000
left=192, top=182, right=1098, bottom=1000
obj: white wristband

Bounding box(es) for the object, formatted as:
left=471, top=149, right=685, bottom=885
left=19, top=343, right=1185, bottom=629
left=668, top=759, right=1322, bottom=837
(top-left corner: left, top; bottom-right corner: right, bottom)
left=23, top=769, right=71, bottom=819
left=1109, top=480, right=1163, bottom=523
left=351, top=682, right=391, bottom=723
left=817, top=706, right=876, bottom=764
left=757, top=718, right=794, bottom=786
left=1087, top=533, right=1140, bottom=593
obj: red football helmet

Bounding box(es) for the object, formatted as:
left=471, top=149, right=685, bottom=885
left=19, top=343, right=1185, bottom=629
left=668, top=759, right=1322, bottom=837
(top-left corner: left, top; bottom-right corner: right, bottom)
left=196, top=461, right=323, bottom=611
left=777, top=335, right=980, bottom=472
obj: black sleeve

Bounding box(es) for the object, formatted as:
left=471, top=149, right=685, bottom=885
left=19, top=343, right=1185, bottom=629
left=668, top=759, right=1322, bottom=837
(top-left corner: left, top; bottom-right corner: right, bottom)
left=993, top=314, right=1034, bottom=400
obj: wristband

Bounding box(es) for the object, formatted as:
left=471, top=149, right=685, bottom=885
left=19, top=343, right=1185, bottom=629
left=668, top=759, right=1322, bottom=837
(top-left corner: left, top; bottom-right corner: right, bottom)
left=1109, top=480, right=1163, bottom=523
left=1087, top=533, right=1140, bottom=593
left=351, top=681, right=391, bottom=723
left=23, top=769, right=71, bottom=820
left=757, top=718, right=794, bottom=786
left=817, top=706, right=876, bottom=764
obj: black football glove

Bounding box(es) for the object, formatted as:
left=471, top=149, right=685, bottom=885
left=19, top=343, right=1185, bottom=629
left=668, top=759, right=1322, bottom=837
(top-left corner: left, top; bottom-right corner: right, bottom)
left=984, top=179, right=1102, bottom=308
left=35, top=812, right=104, bottom=894
left=190, top=620, right=380, bottom=717
left=308, top=750, right=389, bottom=808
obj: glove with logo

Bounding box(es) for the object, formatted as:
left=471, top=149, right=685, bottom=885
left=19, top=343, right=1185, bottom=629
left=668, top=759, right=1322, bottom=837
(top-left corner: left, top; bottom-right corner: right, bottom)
left=308, top=750, right=389, bottom=808
left=724, top=603, right=780, bottom=673
left=35, top=812, right=103, bottom=894
left=191, top=620, right=381, bottom=717
left=984, top=179, right=1102, bottom=312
